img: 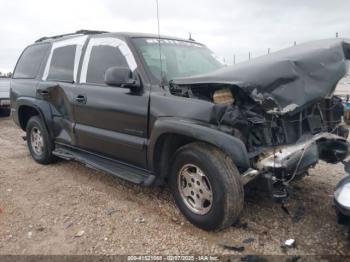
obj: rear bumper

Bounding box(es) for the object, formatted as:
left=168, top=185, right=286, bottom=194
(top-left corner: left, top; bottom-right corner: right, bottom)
left=0, top=89, right=10, bottom=108
left=0, top=98, right=10, bottom=108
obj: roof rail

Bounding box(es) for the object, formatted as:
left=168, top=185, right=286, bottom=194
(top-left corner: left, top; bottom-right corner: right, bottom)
left=35, top=29, right=109, bottom=43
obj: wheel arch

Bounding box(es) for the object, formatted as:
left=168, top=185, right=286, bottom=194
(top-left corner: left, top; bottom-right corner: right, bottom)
left=15, top=98, right=54, bottom=137
left=148, top=118, right=250, bottom=184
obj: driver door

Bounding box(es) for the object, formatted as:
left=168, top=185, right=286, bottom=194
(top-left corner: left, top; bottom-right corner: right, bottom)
left=73, top=36, right=149, bottom=168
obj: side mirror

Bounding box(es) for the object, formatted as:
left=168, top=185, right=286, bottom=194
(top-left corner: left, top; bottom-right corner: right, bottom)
left=104, top=67, right=140, bottom=90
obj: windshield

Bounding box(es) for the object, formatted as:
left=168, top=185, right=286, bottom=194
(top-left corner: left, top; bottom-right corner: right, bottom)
left=132, top=38, right=224, bottom=82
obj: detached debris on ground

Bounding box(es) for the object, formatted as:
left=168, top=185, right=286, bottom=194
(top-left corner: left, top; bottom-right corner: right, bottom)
left=75, top=230, right=85, bottom=237
left=280, top=203, right=306, bottom=224
left=281, top=239, right=297, bottom=251
left=218, top=242, right=245, bottom=252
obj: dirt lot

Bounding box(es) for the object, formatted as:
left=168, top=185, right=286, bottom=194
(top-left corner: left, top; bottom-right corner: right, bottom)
left=0, top=116, right=349, bottom=256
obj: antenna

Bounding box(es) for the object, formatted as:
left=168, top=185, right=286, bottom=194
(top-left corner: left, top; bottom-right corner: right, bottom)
left=156, top=0, right=164, bottom=87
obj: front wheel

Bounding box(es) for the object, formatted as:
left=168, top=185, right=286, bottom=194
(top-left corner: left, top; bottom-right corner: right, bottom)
left=169, top=142, right=244, bottom=231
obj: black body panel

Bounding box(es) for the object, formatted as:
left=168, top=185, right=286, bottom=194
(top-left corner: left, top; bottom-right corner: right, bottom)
left=73, top=85, right=149, bottom=168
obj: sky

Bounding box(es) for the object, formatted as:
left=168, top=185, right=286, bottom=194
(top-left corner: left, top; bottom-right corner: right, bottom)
left=0, top=0, right=350, bottom=73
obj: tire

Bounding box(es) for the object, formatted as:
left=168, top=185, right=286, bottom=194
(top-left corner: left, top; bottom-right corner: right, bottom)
left=169, top=142, right=244, bottom=231
left=26, top=116, right=55, bottom=164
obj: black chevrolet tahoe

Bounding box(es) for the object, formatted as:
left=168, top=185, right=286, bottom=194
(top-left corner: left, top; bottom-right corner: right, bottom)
left=10, top=30, right=350, bottom=230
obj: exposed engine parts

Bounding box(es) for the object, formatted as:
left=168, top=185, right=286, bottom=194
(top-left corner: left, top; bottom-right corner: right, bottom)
left=170, top=83, right=350, bottom=189
left=169, top=39, right=350, bottom=204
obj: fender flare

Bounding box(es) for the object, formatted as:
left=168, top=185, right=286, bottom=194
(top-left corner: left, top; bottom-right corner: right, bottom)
left=147, top=117, right=250, bottom=172
left=15, top=97, right=54, bottom=137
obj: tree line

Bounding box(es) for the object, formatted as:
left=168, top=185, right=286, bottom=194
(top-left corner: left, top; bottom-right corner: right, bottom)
left=0, top=72, right=12, bottom=78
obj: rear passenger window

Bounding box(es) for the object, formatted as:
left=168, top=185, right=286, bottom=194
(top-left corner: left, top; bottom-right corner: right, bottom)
left=86, top=45, right=129, bottom=84
left=47, top=45, right=76, bottom=82
left=13, top=44, right=49, bottom=79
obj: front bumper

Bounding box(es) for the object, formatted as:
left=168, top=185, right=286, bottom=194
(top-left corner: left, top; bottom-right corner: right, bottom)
left=255, top=132, right=350, bottom=176
left=241, top=132, right=350, bottom=185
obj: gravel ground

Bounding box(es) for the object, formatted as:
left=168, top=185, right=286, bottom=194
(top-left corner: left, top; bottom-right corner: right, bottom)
left=0, top=116, right=349, bottom=256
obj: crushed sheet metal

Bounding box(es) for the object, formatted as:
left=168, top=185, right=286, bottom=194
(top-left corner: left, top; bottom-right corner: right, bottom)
left=173, top=38, right=350, bottom=115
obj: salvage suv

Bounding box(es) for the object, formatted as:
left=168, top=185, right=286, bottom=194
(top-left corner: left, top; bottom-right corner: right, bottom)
left=10, top=30, right=350, bottom=230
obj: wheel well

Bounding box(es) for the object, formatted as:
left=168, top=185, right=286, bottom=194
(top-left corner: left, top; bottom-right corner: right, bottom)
left=18, top=106, right=40, bottom=130
left=153, top=134, right=196, bottom=184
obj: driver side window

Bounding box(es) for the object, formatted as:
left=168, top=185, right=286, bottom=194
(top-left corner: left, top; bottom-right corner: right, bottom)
left=86, top=45, right=128, bottom=85
left=80, top=37, right=137, bottom=85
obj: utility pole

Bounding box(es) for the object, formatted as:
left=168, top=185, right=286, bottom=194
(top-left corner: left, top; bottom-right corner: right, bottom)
left=268, top=48, right=270, bottom=54
left=248, top=52, right=251, bottom=60
left=233, top=54, right=236, bottom=65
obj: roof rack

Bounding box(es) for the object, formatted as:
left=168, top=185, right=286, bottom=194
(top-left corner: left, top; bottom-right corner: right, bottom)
left=35, top=29, right=109, bottom=43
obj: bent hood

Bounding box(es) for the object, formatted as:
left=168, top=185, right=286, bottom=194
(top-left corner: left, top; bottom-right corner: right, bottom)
left=173, top=38, right=350, bottom=115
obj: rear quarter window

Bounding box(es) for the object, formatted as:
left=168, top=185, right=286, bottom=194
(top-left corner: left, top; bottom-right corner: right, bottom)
left=13, top=44, right=49, bottom=79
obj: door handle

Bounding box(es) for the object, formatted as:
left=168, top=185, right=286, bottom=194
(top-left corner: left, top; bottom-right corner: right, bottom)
left=37, top=89, right=49, bottom=96
left=75, top=95, right=87, bottom=104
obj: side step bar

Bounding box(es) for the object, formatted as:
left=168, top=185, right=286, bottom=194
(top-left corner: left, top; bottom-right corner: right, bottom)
left=53, top=146, right=156, bottom=186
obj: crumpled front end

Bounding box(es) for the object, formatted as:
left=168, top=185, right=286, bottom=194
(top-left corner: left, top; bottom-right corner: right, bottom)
left=169, top=79, right=350, bottom=177
left=169, top=38, right=350, bottom=189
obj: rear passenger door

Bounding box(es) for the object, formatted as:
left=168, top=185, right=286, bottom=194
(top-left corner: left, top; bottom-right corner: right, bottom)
left=40, top=36, right=87, bottom=146
left=74, top=36, right=149, bottom=168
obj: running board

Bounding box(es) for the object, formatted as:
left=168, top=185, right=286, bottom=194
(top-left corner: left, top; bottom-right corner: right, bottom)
left=52, top=146, right=156, bottom=186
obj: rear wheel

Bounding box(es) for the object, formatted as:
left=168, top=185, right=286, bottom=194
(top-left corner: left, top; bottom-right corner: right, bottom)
left=169, top=142, right=244, bottom=230
left=26, top=116, right=55, bottom=164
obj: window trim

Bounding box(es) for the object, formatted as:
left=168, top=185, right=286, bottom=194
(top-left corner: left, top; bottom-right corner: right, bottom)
left=42, top=36, right=87, bottom=83
left=80, top=37, right=137, bottom=84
